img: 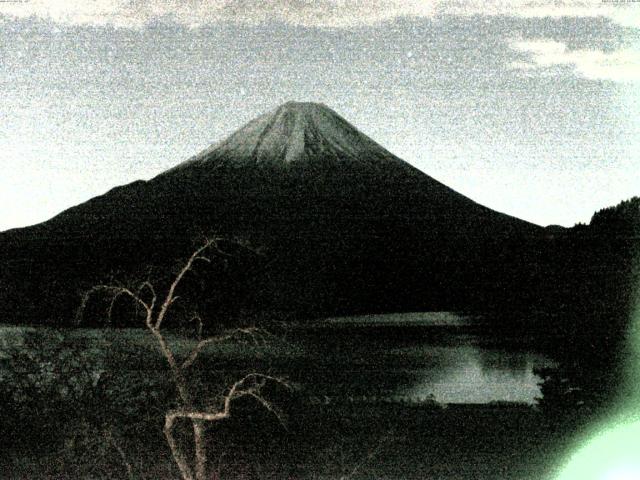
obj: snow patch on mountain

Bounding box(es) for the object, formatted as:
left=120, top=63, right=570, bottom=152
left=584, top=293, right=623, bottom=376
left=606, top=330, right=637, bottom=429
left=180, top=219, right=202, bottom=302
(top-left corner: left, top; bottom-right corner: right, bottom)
left=172, top=101, right=407, bottom=171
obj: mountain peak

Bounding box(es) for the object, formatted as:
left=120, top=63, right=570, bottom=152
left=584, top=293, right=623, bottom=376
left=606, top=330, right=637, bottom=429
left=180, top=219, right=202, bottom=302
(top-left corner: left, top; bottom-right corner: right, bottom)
left=276, top=100, right=330, bottom=113
left=171, top=101, right=405, bottom=171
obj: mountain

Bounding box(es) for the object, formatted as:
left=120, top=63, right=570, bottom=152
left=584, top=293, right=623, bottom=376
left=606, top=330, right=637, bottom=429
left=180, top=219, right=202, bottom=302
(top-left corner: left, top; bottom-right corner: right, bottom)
left=0, top=102, right=546, bottom=325
left=169, top=101, right=410, bottom=169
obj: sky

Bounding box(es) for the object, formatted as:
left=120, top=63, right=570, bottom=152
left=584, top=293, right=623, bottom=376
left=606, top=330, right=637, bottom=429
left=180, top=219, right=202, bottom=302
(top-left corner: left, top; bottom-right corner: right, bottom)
left=1, top=1, right=639, bottom=231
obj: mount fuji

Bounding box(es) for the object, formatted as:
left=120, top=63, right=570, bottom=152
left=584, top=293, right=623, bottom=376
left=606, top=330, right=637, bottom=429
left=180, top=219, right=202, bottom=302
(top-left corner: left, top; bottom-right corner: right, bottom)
left=0, top=102, right=545, bottom=325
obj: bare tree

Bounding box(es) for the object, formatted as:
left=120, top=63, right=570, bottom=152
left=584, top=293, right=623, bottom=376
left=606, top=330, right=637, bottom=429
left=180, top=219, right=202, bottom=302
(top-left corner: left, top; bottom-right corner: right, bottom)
left=78, top=238, right=289, bottom=480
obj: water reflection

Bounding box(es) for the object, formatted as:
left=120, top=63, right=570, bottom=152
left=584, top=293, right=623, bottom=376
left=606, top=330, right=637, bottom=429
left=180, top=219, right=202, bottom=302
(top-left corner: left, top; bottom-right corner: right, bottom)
left=403, top=346, right=553, bottom=404
left=304, top=315, right=556, bottom=405
left=2, top=317, right=557, bottom=406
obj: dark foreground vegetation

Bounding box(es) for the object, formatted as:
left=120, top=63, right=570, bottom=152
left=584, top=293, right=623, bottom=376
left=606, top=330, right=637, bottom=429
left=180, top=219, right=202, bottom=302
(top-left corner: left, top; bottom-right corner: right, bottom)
left=0, top=326, right=581, bottom=480
left=0, top=197, right=637, bottom=479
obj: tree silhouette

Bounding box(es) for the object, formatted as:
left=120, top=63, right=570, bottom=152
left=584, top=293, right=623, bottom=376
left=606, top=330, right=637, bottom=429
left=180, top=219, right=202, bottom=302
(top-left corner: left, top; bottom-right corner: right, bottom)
left=78, top=238, right=289, bottom=480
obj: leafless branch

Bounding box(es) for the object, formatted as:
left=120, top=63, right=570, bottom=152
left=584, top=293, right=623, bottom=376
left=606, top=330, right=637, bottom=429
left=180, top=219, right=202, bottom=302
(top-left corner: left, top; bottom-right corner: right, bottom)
left=155, top=238, right=220, bottom=330
left=189, top=312, right=205, bottom=340
left=166, top=373, right=290, bottom=427
left=137, top=280, right=157, bottom=312
left=163, top=372, right=289, bottom=480
left=181, top=327, right=271, bottom=370
left=181, top=334, right=234, bottom=370
left=76, top=284, right=152, bottom=325
left=78, top=237, right=283, bottom=480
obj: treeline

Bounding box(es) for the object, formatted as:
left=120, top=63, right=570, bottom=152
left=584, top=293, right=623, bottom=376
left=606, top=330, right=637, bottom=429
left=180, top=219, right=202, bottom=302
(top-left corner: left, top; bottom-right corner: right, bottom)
left=532, top=197, right=639, bottom=410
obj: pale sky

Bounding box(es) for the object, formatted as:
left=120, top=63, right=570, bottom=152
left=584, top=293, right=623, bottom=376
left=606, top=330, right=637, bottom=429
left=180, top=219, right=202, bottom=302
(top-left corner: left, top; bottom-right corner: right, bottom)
left=1, top=1, right=639, bottom=231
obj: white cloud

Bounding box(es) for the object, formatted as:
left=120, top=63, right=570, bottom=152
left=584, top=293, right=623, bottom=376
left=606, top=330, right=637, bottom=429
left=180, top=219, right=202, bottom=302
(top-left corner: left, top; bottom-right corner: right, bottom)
left=0, top=0, right=436, bottom=28
left=448, top=1, right=640, bottom=29
left=0, top=0, right=638, bottom=28
left=511, top=39, right=640, bottom=82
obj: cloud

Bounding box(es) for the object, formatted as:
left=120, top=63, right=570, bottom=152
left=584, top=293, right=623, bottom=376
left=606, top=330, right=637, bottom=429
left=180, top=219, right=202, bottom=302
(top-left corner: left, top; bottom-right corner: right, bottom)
left=0, top=0, right=638, bottom=28
left=0, top=0, right=435, bottom=28
left=448, top=1, right=640, bottom=29
left=511, top=39, right=640, bottom=82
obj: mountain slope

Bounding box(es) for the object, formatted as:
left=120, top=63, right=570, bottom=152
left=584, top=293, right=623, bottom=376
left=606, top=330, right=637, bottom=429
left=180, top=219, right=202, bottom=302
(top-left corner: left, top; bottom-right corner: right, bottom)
left=0, top=102, right=544, bottom=325
left=170, top=101, right=409, bottom=169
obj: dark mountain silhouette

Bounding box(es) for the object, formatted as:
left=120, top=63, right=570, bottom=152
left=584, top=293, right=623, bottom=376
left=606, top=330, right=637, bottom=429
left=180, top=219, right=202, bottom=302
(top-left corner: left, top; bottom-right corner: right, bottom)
left=0, top=102, right=607, bottom=325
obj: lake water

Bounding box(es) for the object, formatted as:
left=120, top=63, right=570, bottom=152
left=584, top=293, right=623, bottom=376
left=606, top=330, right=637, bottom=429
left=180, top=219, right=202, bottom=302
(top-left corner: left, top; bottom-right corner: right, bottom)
left=294, top=312, right=555, bottom=405
left=0, top=312, right=555, bottom=408
left=0, top=315, right=561, bottom=478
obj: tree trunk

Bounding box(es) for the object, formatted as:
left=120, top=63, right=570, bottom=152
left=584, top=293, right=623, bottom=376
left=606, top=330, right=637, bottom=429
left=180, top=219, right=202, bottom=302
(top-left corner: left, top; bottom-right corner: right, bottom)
left=193, top=420, right=207, bottom=480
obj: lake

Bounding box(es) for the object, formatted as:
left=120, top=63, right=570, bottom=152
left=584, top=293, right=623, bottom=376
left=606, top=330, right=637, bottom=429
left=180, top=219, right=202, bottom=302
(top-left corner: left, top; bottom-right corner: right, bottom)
left=0, top=313, right=563, bottom=479
left=0, top=312, right=555, bottom=407
left=292, top=312, right=556, bottom=405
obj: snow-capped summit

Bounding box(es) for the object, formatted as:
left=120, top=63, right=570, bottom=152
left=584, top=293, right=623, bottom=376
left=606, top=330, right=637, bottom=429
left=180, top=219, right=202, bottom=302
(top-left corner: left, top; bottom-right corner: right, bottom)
left=173, top=101, right=407, bottom=170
